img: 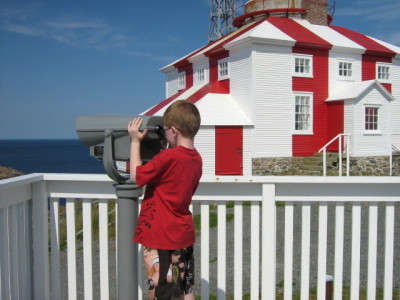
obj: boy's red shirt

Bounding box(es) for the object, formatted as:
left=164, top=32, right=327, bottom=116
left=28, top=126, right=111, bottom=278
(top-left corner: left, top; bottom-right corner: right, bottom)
left=134, top=146, right=202, bottom=250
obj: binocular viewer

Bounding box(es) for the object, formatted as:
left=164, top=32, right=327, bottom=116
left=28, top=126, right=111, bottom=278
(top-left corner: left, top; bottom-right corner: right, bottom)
left=76, top=114, right=165, bottom=183
left=76, top=114, right=163, bottom=295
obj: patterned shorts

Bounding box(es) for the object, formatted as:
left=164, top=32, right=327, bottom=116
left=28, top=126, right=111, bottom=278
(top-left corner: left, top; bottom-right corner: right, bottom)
left=144, top=246, right=194, bottom=300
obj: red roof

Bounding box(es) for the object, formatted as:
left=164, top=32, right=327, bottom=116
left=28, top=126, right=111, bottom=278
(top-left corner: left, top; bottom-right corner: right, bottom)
left=267, top=17, right=332, bottom=50
left=330, top=25, right=396, bottom=57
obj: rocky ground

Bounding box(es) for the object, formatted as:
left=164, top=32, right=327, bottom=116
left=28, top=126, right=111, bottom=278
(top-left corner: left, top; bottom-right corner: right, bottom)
left=0, top=165, right=24, bottom=180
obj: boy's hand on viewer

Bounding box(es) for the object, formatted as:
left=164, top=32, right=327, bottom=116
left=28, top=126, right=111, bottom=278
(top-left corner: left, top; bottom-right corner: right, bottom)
left=128, top=118, right=148, bottom=143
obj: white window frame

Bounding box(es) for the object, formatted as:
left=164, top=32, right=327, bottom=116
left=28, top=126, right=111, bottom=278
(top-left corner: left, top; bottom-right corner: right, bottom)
left=337, top=58, right=354, bottom=80
left=293, top=54, right=313, bottom=78
left=376, top=63, right=391, bottom=83
left=293, top=92, right=313, bottom=135
left=218, top=58, right=229, bottom=80
left=364, top=105, right=381, bottom=134
left=177, top=72, right=186, bottom=90
left=194, top=68, right=205, bottom=86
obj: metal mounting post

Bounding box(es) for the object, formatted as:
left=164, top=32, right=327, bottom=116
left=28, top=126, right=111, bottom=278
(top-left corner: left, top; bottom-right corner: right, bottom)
left=115, top=183, right=142, bottom=300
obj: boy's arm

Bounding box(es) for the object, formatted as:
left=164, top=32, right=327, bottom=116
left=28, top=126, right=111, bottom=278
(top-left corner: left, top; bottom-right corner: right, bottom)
left=128, top=118, right=148, bottom=183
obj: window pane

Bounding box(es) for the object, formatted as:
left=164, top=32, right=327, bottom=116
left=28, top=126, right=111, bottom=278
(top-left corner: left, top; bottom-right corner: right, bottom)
left=339, top=61, right=352, bottom=77
left=295, top=57, right=311, bottom=75
left=365, top=107, right=378, bottom=131
left=295, top=95, right=311, bottom=131
left=378, top=65, right=390, bottom=80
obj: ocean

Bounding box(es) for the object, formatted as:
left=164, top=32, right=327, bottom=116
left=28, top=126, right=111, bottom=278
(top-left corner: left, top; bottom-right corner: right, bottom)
left=0, top=139, right=105, bottom=175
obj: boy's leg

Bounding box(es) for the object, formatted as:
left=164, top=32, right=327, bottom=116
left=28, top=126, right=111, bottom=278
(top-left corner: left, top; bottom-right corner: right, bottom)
left=155, top=249, right=174, bottom=300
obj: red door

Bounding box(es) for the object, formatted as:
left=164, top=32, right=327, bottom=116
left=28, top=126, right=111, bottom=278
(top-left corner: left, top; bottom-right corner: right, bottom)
left=327, top=102, right=344, bottom=152
left=215, top=126, right=243, bottom=175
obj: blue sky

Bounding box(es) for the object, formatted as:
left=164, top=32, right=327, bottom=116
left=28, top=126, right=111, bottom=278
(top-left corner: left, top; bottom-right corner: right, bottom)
left=0, top=0, right=399, bottom=139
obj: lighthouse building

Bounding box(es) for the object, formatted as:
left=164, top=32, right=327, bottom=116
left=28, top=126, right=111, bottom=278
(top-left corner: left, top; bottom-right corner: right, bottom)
left=143, top=0, right=400, bottom=176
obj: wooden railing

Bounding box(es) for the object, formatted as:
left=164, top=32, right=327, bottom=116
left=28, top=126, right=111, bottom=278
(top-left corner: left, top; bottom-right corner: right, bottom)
left=1, top=174, right=399, bottom=299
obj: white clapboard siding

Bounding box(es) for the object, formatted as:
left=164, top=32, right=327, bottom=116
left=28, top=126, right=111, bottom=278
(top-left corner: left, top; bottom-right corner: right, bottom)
left=230, top=45, right=253, bottom=118
left=254, top=47, right=293, bottom=157
left=328, top=51, right=362, bottom=96
left=390, top=58, right=400, bottom=150
left=165, top=69, right=179, bottom=98
left=196, top=126, right=216, bottom=177
left=243, top=126, right=254, bottom=176
left=353, top=88, right=392, bottom=156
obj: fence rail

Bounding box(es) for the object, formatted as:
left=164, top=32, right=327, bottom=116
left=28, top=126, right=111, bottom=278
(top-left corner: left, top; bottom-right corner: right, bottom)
left=1, top=173, right=399, bottom=299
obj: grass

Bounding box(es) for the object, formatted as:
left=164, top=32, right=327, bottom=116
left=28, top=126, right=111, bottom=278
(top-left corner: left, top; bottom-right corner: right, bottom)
left=56, top=200, right=116, bottom=251
left=193, top=212, right=234, bottom=235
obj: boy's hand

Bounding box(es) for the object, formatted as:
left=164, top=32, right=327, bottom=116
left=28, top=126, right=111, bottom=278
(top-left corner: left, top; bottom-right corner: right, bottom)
left=128, top=117, right=148, bottom=143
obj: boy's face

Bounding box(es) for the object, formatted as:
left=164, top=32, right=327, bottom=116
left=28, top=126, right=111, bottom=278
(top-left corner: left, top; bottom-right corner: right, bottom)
left=171, top=254, right=180, bottom=263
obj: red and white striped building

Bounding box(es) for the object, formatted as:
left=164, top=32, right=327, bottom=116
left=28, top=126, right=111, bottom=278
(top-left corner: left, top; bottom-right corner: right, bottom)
left=143, top=1, right=400, bottom=176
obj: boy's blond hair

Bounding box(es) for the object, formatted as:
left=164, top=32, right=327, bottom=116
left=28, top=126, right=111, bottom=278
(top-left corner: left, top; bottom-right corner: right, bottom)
left=163, top=100, right=201, bottom=139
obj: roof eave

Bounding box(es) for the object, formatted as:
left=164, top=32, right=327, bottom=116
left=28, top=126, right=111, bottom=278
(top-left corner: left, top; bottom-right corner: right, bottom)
left=188, top=53, right=207, bottom=64
left=330, top=45, right=366, bottom=55
left=225, top=36, right=296, bottom=51
left=159, top=64, right=176, bottom=73
left=326, top=80, right=396, bottom=102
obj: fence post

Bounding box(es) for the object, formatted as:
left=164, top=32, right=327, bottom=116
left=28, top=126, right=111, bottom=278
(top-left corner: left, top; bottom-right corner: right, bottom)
left=261, top=184, right=276, bottom=299
left=32, top=180, right=50, bottom=300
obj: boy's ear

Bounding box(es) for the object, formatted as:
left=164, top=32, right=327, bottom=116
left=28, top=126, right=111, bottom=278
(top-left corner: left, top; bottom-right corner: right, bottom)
left=171, top=126, right=179, bottom=135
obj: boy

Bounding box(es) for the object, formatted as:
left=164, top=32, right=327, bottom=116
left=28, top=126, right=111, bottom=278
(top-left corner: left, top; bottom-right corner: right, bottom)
left=128, top=100, right=202, bottom=300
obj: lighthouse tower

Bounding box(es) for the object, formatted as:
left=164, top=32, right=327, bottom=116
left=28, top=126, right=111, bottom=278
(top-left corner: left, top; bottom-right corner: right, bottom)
left=234, top=0, right=335, bottom=27
left=209, top=0, right=336, bottom=42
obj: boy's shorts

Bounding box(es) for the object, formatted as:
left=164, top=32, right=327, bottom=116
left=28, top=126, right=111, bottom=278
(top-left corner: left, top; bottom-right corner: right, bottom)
left=144, top=246, right=194, bottom=300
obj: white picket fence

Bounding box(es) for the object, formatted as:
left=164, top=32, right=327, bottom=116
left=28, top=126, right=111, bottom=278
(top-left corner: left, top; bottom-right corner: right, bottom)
left=0, top=173, right=399, bottom=299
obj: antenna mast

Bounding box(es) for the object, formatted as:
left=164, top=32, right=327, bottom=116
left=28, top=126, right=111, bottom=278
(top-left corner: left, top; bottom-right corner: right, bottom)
left=208, top=0, right=236, bottom=43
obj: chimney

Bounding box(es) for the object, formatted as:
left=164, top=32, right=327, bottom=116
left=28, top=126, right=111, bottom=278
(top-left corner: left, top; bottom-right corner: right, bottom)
left=303, top=0, right=328, bottom=26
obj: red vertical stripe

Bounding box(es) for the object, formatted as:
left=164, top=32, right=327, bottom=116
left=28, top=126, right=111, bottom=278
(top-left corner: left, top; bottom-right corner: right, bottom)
left=292, top=48, right=330, bottom=156
left=209, top=50, right=229, bottom=82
